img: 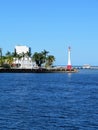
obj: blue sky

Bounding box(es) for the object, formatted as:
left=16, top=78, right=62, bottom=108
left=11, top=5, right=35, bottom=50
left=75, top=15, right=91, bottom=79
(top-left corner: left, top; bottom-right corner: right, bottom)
left=0, top=0, right=98, bottom=65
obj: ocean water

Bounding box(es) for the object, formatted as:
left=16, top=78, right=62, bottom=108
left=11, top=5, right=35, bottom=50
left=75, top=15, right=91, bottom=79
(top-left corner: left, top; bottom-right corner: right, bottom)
left=0, top=70, right=98, bottom=130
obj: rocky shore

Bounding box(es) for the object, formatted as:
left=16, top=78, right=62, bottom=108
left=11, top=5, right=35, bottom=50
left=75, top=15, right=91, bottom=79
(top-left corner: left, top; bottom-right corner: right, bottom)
left=0, top=68, right=78, bottom=73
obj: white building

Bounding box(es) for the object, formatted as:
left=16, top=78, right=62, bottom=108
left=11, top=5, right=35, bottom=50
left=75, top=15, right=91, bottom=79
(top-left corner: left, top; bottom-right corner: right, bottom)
left=82, top=64, right=91, bottom=69
left=13, top=45, right=37, bottom=69
left=15, top=45, right=30, bottom=54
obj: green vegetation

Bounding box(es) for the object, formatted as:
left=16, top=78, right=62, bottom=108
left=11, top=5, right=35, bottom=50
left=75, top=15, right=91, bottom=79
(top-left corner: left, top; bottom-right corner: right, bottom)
left=0, top=48, right=55, bottom=69
left=0, top=50, right=14, bottom=68
left=32, top=49, right=55, bottom=67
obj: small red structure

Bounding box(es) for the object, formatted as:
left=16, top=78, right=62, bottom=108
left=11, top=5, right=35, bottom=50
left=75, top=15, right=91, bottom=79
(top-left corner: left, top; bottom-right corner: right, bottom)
left=67, top=65, right=72, bottom=70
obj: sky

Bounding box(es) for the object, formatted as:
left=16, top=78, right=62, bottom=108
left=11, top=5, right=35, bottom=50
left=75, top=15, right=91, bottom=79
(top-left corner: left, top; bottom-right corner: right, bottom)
left=0, top=0, right=98, bottom=66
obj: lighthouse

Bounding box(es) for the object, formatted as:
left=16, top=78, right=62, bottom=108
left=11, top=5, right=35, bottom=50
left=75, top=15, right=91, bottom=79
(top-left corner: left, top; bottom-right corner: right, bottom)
left=67, top=46, right=72, bottom=70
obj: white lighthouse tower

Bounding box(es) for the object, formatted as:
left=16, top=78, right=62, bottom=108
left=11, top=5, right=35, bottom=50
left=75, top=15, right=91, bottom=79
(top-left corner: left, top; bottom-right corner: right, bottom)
left=67, top=46, right=72, bottom=70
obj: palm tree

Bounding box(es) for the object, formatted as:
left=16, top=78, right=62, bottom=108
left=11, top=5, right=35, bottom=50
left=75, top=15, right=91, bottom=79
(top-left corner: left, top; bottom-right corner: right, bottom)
left=28, top=47, right=32, bottom=57
left=42, top=50, right=49, bottom=57
left=6, top=56, right=13, bottom=67
left=32, top=50, right=55, bottom=68
left=32, top=52, right=45, bottom=67
left=46, top=55, right=55, bottom=67
left=6, top=51, right=12, bottom=57
left=41, top=50, right=49, bottom=64
left=5, top=51, right=14, bottom=67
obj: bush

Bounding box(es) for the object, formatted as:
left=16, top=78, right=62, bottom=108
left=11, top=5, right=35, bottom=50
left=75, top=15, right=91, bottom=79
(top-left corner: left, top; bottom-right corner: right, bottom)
left=2, top=64, right=11, bottom=69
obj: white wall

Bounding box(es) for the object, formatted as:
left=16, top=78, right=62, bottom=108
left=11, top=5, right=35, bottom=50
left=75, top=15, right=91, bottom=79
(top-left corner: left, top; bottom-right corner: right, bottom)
left=15, top=45, right=29, bottom=54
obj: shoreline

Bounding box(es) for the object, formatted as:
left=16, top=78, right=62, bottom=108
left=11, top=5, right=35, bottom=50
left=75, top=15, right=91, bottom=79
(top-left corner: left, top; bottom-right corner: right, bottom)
left=0, top=68, right=78, bottom=73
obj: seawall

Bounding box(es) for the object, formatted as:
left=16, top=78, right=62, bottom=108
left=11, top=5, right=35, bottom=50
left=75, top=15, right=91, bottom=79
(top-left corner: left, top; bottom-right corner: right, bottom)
left=0, top=68, right=78, bottom=73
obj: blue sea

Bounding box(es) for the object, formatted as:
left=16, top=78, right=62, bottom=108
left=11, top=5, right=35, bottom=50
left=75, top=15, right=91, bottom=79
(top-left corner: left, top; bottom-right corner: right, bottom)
left=0, top=70, right=98, bottom=130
